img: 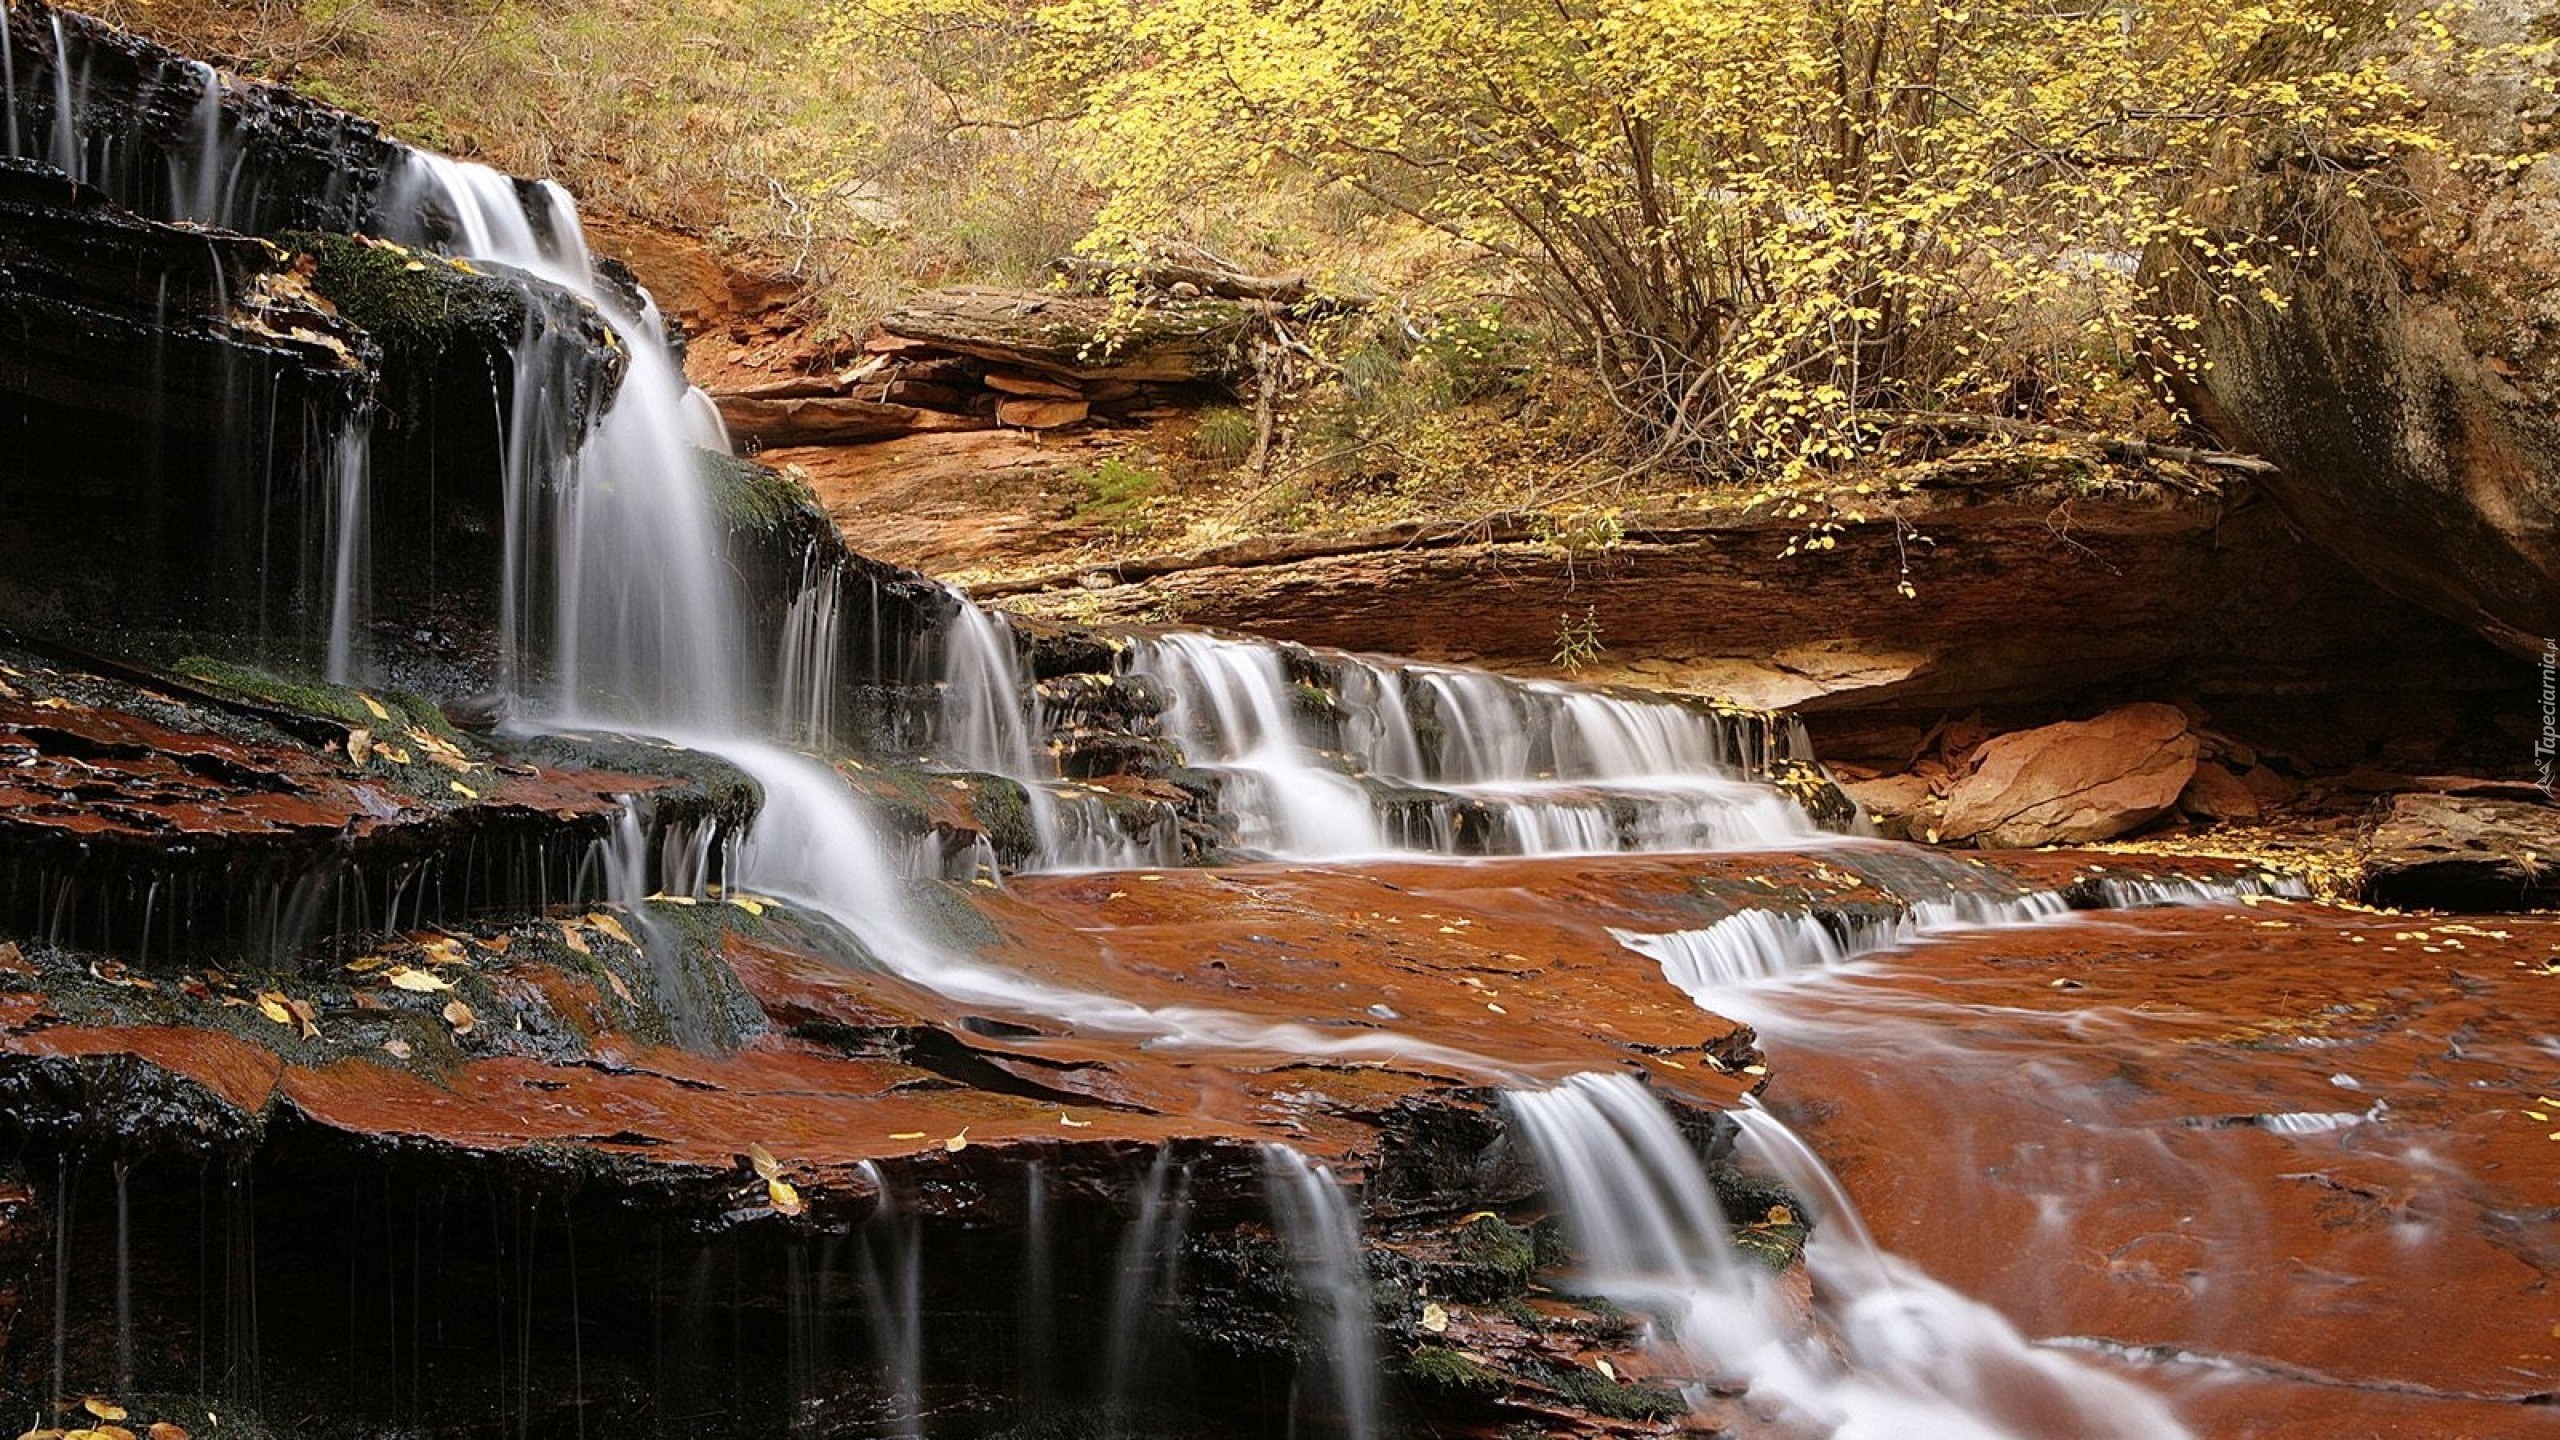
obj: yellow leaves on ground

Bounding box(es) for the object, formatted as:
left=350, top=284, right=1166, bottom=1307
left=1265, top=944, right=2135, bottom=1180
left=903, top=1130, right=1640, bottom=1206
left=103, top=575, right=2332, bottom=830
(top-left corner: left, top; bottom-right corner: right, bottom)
left=17, top=1395, right=187, bottom=1440
left=1420, top=1301, right=1449, bottom=1333
left=385, top=966, right=453, bottom=993
left=747, top=1142, right=806, bottom=1215
left=255, top=991, right=318, bottom=1039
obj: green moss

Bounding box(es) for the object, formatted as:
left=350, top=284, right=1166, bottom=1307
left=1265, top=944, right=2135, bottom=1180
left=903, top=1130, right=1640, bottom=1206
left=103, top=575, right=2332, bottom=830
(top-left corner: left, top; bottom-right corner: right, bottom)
left=702, top=448, right=821, bottom=534
left=173, top=655, right=462, bottom=745
left=1712, top=1166, right=1811, bottom=1272
left=291, top=231, right=528, bottom=356
left=1531, top=1362, right=1687, bottom=1420
left=1440, top=1213, right=1537, bottom=1297
left=1403, top=1345, right=1503, bottom=1395
left=965, top=775, right=1040, bottom=859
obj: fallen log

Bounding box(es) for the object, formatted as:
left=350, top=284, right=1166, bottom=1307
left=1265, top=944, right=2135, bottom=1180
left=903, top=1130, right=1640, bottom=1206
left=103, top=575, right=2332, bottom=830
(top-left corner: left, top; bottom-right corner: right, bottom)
left=869, top=285, right=1255, bottom=384
left=1051, top=254, right=1311, bottom=304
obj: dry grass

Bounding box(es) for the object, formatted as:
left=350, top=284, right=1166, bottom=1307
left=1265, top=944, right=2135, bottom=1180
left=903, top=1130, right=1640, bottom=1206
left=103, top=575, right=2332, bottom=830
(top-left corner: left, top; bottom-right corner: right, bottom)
left=86, top=0, right=1100, bottom=342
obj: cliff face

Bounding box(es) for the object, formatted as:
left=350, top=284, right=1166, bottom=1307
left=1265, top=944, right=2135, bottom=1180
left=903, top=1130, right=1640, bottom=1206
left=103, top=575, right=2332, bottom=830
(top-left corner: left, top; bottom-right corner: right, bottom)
left=2156, top=0, right=2560, bottom=656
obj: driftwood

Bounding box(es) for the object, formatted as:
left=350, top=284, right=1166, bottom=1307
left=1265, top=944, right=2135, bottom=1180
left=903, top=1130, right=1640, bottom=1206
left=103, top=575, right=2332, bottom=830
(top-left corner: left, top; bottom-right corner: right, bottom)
left=869, top=285, right=1255, bottom=384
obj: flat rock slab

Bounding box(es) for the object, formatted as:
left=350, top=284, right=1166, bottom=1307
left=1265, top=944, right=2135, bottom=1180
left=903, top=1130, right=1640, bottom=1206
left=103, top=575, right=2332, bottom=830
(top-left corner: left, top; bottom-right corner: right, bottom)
left=2360, top=790, right=2560, bottom=911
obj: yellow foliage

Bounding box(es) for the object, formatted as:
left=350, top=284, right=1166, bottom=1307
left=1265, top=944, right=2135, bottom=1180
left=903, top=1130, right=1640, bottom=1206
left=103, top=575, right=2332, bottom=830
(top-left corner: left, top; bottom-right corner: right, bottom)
left=837, top=0, right=2504, bottom=473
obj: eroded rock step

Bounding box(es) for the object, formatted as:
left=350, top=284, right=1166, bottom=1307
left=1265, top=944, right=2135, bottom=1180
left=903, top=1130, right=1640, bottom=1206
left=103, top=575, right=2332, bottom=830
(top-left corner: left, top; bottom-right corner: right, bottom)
left=0, top=838, right=2367, bottom=1439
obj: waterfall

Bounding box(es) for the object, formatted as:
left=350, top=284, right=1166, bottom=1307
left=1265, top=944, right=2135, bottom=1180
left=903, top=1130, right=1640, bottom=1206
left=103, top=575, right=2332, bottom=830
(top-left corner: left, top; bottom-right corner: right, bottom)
left=775, top=553, right=843, bottom=748
left=1126, top=631, right=1823, bottom=861
left=1138, top=631, right=1389, bottom=856
left=1103, top=1149, right=1193, bottom=1432
left=321, top=417, right=371, bottom=683
left=936, top=605, right=1180, bottom=871
left=1612, top=890, right=2073, bottom=997
left=2087, top=873, right=2309, bottom=908
left=1260, top=1146, right=1381, bottom=1440
left=1505, top=1073, right=2193, bottom=1439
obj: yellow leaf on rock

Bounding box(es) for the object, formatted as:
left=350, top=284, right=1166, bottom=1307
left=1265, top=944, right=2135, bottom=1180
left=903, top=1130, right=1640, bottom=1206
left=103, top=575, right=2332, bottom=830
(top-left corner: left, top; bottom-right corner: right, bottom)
left=346, top=728, right=371, bottom=764
left=442, top=1000, right=476, bottom=1034
left=1420, top=1301, right=1449, bottom=1333
left=767, top=1177, right=805, bottom=1216
left=586, top=913, right=634, bottom=946
left=1059, top=1114, right=1091, bottom=1128
left=387, top=967, right=452, bottom=993
left=945, top=1129, right=970, bottom=1153
left=889, top=1132, right=927, bottom=1141
left=255, top=993, right=294, bottom=1027
left=747, top=1143, right=783, bottom=1181
left=558, top=922, right=591, bottom=955
left=358, top=693, right=392, bottom=721
left=1595, top=1357, right=1617, bottom=1380
left=81, top=1403, right=124, bottom=1423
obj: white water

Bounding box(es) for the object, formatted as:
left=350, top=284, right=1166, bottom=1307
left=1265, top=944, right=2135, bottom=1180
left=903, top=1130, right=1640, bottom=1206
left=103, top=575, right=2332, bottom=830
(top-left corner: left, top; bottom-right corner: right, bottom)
left=934, top=603, right=1176, bottom=872
left=321, top=418, right=370, bottom=683
left=1506, top=1073, right=2192, bottom=1439
left=1612, top=889, right=2072, bottom=1016
left=775, top=553, right=843, bottom=748
left=9, top=18, right=2321, bottom=1437
left=1128, top=632, right=1824, bottom=861
left=1261, top=1145, right=1381, bottom=1440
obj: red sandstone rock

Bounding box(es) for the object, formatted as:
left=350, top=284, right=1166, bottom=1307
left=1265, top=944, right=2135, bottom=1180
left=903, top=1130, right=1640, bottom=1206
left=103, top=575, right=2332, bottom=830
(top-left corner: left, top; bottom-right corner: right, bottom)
left=996, top=396, right=1090, bottom=430
left=1938, top=703, right=2199, bottom=846
left=2177, top=762, right=2262, bottom=824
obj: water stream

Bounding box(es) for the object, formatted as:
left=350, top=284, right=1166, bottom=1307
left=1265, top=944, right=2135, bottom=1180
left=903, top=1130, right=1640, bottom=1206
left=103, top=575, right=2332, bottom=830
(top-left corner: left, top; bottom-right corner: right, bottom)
left=0, top=20, right=2350, bottom=1433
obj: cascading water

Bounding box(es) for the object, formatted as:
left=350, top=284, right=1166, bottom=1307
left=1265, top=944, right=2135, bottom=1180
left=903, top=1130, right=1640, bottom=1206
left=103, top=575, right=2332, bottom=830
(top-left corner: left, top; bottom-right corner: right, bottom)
left=1259, top=1146, right=1380, bottom=1440
left=1612, top=890, right=2072, bottom=1000
left=1505, top=1073, right=2193, bottom=1439
left=933, top=602, right=1176, bottom=872
left=776, top=553, right=844, bottom=748
left=1128, top=631, right=1825, bottom=860
left=3, top=21, right=2290, bottom=1431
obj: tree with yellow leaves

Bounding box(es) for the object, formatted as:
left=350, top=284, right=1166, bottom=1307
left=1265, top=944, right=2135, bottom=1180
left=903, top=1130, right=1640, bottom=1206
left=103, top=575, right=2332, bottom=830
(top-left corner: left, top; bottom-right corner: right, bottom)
left=841, top=0, right=2495, bottom=477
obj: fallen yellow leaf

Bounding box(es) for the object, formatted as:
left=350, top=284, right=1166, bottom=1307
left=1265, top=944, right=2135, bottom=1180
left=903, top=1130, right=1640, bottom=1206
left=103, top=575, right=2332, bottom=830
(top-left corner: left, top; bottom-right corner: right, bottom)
left=386, top=967, right=453, bottom=993
left=442, top=1000, right=476, bottom=1034
left=747, top=1143, right=783, bottom=1182
left=1420, top=1301, right=1449, bottom=1333
left=358, top=693, right=392, bottom=721
left=945, top=1129, right=970, bottom=1153
left=255, top=993, right=294, bottom=1027
left=767, top=1177, right=804, bottom=1216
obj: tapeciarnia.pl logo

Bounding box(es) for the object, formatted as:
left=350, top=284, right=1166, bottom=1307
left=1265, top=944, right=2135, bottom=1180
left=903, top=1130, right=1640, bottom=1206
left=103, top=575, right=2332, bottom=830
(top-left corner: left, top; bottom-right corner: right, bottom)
left=2539, top=637, right=2557, bottom=800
